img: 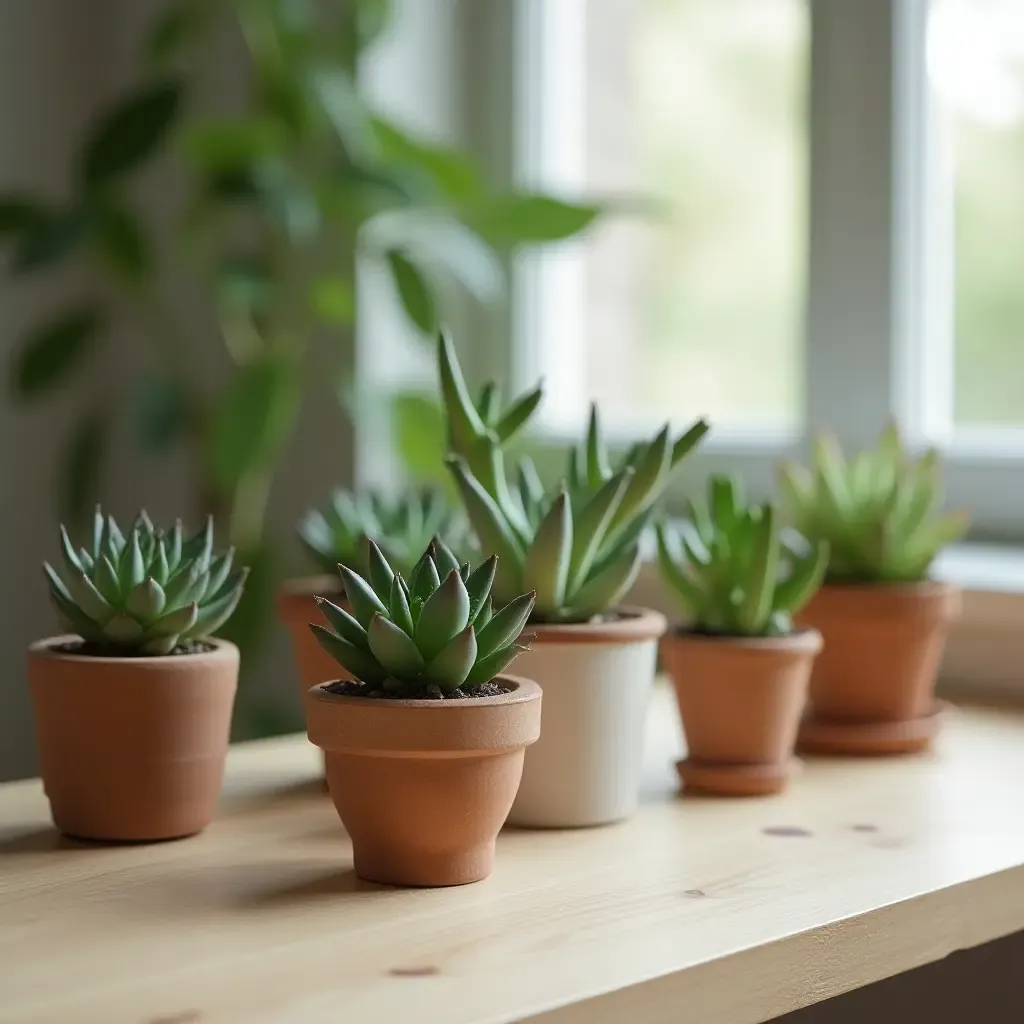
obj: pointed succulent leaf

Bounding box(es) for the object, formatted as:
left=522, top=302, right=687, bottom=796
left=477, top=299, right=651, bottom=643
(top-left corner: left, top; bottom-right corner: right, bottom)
left=431, top=535, right=461, bottom=580
left=475, top=591, right=536, bottom=658
left=517, top=456, right=545, bottom=513
left=671, top=418, right=710, bottom=466
left=523, top=491, right=572, bottom=613
left=166, top=519, right=183, bottom=570
left=140, top=635, right=179, bottom=656
left=459, top=561, right=471, bottom=583
left=465, top=555, right=497, bottom=624
left=567, top=542, right=642, bottom=618
left=656, top=522, right=704, bottom=612
left=105, top=515, right=126, bottom=557
left=415, top=568, right=470, bottom=661
left=315, top=596, right=369, bottom=649
left=149, top=601, right=198, bottom=638
left=104, top=612, right=146, bottom=642
left=437, top=331, right=487, bottom=452
left=585, top=404, right=611, bottom=486
left=477, top=381, right=500, bottom=424
left=737, top=504, right=779, bottom=633
left=68, top=569, right=114, bottom=624
left=43, top=562, right=73, bottom=605
left=774, top=541, right=829, bottom=615
left=152, top=541, right=170, bottom=586
left=50, top=587, right=103, bottom=638
left=186, top=569, right=248, bottom=637
left=368, top=613, right=425, bottom=677
left=125, top=577, right=166, bottom=621
left=337, top=562, right=389, bottom=628
left=93, top=554, right=122, bottom=603
left=205, top=548, right=235, bottom=598
left=494, top=385, right=543, bottom=443
left=464, top=643, right=523, bottom=687
left=424, top=624, right=477, bottom=690
left=91, top=507, right=104, bottom=560
left=59, top=526, right=83, bottom=576
left=568, top=467, right=632, bottom=594
left=408, top=549, right=441, bottom=602
left=606, top=425, right=670, bottom=537
left=163, top=558, right=203, bottom=609
left=475, top=596, right=493, bottom=629
left=364, top=538, right=395, bottom=602
left=309, top=624, right=388, bottom=683
left=124, top=529, right=146, bottom=589
left=388, top=575, right=415, bottom=636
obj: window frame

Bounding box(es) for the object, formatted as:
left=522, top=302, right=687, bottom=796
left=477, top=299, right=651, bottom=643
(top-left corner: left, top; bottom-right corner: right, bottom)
left=472, top=0, right=1024, bottom=540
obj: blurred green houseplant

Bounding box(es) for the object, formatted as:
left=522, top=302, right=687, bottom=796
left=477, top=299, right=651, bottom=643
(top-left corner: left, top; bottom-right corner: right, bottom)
left=2, top=0, right=601, bottom=682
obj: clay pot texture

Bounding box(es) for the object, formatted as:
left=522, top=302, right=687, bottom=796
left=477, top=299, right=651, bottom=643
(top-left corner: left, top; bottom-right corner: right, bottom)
left=797, top=581, right=961, bottom=722
left=505, top=607, right=666, bottom=829
left=662, top=629, right=822, bottom=771
left=306, top=675, right=541, bottom=887
left=28, top=636, right=239, bottom=842
left=278, top=576, right=353, bottom=699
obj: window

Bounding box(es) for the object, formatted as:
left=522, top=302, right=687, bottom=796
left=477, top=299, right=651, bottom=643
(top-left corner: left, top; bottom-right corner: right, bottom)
left=513, top=0, right=1024, bottom=537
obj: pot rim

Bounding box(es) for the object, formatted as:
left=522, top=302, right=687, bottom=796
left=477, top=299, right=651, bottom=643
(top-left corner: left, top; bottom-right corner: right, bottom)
left=308, top=673, right=541, bottom=711
left=663, top=626, right=823, bottom=655
left=526, top=605, right=667, bottom=645
left=28, top=634, right=239, bottom=668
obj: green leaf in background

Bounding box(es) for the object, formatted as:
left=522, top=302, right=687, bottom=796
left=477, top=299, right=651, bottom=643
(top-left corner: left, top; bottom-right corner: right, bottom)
left=146, top=0, right=205, bottom=65
left=217, top=256, right=274, bottom=316
left=208, top=356, right=300, bottom=491
left=10, top=305, right=102, bottom=398
left=0, top=195, right=47, bottom=237
left=357, top=0, right=393, bottom=49
left=10, top=207, right=90, bottom=273
left=386, top=248, right=436, bottom=333
left=372, top=117, right=481, bottom=200
left=59, top=408, right=107, bottom=525
left=309, top=275, right=354, bottom=324
left=390, top=390, right=450, bottom=489
left=93, top=201, right=150, bottom=283
left=465, top=193, right=601, bottom=245
left=78, top=80, right=182, bottom=188
left=133, top=373, right=188, bottom=455
left=182, top=117, right=284, bottom=172
left=322, top=164, right=413, bottom=219
left=308, top=67, right=378, bottom=161
left=219, top=542, right=278, bottom=704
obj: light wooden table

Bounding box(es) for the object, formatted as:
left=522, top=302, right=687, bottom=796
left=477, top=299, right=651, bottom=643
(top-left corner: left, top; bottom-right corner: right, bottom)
left=3, top=688, right=1024, bottom=1024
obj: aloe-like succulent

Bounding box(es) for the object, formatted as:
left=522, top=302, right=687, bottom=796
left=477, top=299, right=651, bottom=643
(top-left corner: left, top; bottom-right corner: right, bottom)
left=44, top=509, right=248, bottom=656
left=297, top=487, right=463, bottom=577
left=311, top=536, right=536, bottom=696
left=438, top=334, right=708, bottom=620
left=656, top=477, right=828, bottom=637
left=778, top=424, right=969, bottom=583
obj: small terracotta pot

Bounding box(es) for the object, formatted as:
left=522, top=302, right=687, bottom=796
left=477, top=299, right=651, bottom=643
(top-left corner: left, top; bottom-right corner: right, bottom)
left=797, top=581, right=961, bottom=723
left=306, top=676, right=541, bottom=887
left=505, top=607, right=666, bottom=828
left=278, top=576, right=353, bottom=702
left=661, top=629, right=822, bottom=796
left=28, top=636, right=239, bottom=841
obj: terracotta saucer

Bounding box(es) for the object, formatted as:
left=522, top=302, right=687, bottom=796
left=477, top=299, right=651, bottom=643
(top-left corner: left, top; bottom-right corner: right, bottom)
left=676, top=757, right=800, bottom=797
left=797, top=701, right=949, bottom=757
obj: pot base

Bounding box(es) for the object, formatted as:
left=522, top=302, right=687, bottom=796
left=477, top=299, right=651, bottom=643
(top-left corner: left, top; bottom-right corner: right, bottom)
left=798, top=701, right=948, bottom=756
left=353, top=839, right=495, bottom=888
left=676, top=757, right=799, bottom=797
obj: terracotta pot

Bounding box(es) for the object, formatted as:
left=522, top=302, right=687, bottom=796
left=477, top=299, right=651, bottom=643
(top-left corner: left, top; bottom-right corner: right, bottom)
left=27, top=636, right=239, bottom=841
left=278, top=576, right=353, bottom=702
left=306, top=675, right=542, bottom=887
left=797, top=581, right=961, bottom=723
left=505, top=607, right=666, bottom=828
left=661, top=629, right=822, bottom=795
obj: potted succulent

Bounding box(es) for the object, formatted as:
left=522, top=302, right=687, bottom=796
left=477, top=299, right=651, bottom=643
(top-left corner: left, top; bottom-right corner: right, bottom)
left=28, top=509, right=247, bottom=841
left=656, top=478, right=827, bottom=796
left=438, top=335, right=708, bottom=827
left=305, top=537, right=541, bottom=886
left=279, top=488, right=458, bottom=698
left=779, top=425, right=968, bottom=754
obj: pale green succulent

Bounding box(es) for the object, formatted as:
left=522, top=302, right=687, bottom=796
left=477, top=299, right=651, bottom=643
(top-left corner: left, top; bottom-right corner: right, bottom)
left=311, top=537, right=535, bottom=696
left=657, top=476, right=828, bottom=637
left=44, top=509, right=248, bottom=656
left=297, top=487, right=464, bottom=577
left=778, top=424, right=969, bottom=583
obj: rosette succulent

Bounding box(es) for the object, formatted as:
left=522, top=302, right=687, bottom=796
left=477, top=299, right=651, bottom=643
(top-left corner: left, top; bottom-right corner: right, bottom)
left=311, top=537, right=535, bottom=697
left=778, top=424, right=969, bottom=583
left=440, top=332, right=709, bottom=621
left=44, top=509, right=248, bottom=655
left=297, top=487, right=463, bottom=577
left=656, top=476, right=828, bottom=637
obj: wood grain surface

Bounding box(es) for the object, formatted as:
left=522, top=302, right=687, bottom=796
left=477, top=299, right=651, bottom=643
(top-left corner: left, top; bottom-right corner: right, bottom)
left=2, top=688, right=1023, bottom=1024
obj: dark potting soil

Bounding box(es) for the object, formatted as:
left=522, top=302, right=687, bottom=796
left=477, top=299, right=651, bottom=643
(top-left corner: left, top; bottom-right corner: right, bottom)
left=324, top=679, right=512, bottom=701
left=53, top=639, right=217, bottom=658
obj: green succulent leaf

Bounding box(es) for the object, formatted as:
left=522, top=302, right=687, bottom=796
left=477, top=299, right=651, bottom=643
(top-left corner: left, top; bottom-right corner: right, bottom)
left=125, top=577, right=166, bottom=621
left=523, top=491, right=572, bottom=614
left=368, top=612, right=425, bottom=677
left=475, top=591, right=536, bottom=659
left=465, top=555, right=497, bottom=624
left=408, top=550, right=441, bottom=603
left=388, top=575, right=415, bottom=636
left=415, top=568, right=470, bottom=661
left=464, top=643, right=523, bottom=687
left=424, top=624, right=477, bottom=690
left=315, top=597, right=369, bottom=650
left=310, top=624, right=388, bottom=684
left=566, top=542, right=642, bottom=619
left=338, top=562, right=389, bottom=629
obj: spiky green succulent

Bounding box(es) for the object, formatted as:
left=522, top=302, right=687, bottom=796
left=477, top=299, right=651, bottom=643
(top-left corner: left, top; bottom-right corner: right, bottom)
left=778, top=424, right=969, bottom=583
left=311, top=536, right=535, bottom=696
left=440, top=332, right=709, bottom=621
left=656, top=476, right=828, bottom=637
left=297, top=486, right=465, bottom=577
left=44, top=509, right=248, bottom=656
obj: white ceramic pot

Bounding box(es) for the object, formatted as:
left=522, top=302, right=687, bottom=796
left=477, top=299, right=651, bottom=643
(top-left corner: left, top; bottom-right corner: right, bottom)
left=506, top=607, right=667, bottom=828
